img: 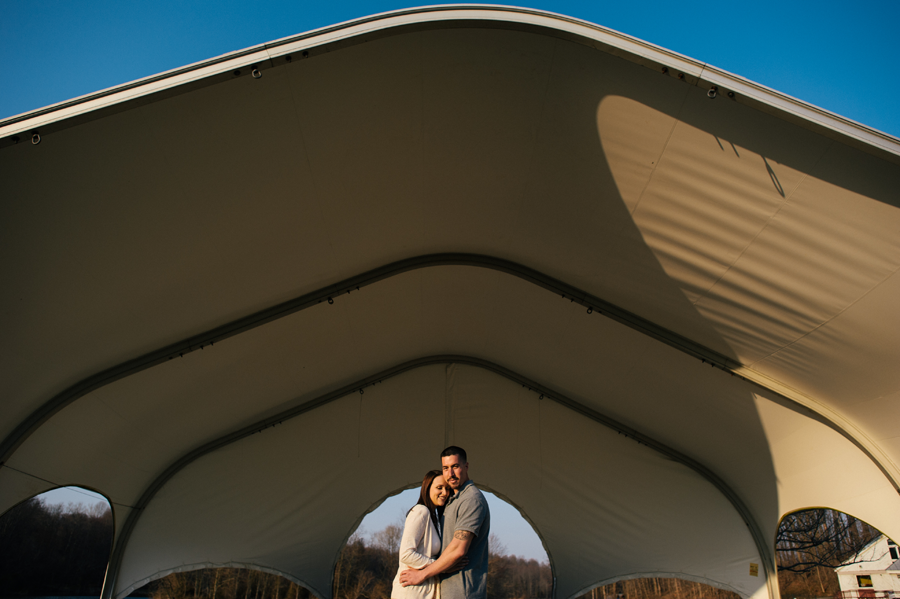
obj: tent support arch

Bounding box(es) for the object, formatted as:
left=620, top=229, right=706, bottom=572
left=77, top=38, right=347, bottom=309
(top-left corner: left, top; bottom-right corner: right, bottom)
left=100, top=355, right=777, bottom=599
left=571, top=572, right=746, bottom=599
left=471, top=483, right=558, bottom=596
left=118, top=562, right=325, bottom=599
left=2, top=254, right=897, bottom=497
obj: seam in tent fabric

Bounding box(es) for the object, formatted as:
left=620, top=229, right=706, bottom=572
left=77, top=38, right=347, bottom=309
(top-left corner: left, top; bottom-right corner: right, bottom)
left=687, top=153, right=818, bottom=309
left=0, top=464, right=137, bottom=511
left=750, top=254, right=900, bottom=371
left=625, top=91, right=688, bottom=218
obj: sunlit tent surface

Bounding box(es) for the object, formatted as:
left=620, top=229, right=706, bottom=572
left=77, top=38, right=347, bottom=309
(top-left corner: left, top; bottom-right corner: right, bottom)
left=2, top=6, right=900, bottom=599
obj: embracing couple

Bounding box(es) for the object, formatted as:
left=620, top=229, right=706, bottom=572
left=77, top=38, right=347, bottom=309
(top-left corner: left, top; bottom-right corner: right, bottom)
left=391, top=446, right=491, bottom=599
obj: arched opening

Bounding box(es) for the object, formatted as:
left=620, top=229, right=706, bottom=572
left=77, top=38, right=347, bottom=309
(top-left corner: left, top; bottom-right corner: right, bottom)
left=0, top=485, right=113, bottom=596
left=129, top=567, right=316, bottom=599
left=336, top=487, right=552, bottom=599
left=573, top=579, right=740, bottom=599
left=775, top=508, right=893, bottom=599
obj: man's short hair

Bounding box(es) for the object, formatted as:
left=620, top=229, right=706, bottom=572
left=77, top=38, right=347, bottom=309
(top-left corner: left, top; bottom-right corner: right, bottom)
left=441, top=445, right=467, bottom=463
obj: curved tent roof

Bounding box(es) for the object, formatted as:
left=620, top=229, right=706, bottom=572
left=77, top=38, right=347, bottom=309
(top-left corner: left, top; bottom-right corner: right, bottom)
left=2, top=6, right=899, bottom=599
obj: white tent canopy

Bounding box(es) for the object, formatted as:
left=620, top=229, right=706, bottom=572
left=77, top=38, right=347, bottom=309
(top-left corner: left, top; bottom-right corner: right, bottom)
left=2, top=6, right=899, bottom=599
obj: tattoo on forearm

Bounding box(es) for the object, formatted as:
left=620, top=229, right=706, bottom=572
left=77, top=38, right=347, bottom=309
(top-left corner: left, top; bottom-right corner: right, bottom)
left=454, top=530, right=474, bottom=541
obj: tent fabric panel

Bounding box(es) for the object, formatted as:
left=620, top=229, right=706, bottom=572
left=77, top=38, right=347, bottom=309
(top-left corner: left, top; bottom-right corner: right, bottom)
left=117, top=386, right=376, bottom=599
left=3, top=23, right=898, bottom=459
left=2, top=267, right=778, bottom=524
left=599, top=94, right=900, bottom=367
left=0, top=62, right=322, bottom=444
left=691, top=159, right=900, bottom=363
left=447, top=367, right=763, bottom=599
left=115, top=364, right=764, bottom=599
left=9, top=262, right=886, bottom=551
left=754, top=268, right=900, bottom=412
left=754, top=394, right=900, bottom=543
left=619, top=102, right=811, bottom=309
left=0, top=466, right=55, bottom=517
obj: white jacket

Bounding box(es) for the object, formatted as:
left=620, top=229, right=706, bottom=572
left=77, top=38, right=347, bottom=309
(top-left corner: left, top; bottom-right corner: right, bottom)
left=391, top=504, right=441, bottom=599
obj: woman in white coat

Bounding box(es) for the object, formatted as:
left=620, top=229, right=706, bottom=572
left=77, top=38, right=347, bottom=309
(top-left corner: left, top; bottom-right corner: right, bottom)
left=391, top=470, right=456, bottom=599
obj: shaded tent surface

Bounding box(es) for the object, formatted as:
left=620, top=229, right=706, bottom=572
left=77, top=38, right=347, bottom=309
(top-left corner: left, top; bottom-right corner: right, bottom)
left=1, top=6, right=899, bottom=599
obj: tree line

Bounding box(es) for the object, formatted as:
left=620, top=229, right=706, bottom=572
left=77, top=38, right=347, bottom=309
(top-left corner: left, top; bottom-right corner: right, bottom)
left=0, top=496, right=113, bottom=596
left=146, top=567, right=313, bottom=599
left=332, top=525, right=554, bottom=599
left=0, top=495, right=887, bottom=599
left=145, top=544, right=740, bottom=599
left=574, top=578, right=740, bottom=599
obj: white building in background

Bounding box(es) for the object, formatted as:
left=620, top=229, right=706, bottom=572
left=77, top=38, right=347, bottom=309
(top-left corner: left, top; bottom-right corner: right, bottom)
left=835, top=536, right=900, bottom=599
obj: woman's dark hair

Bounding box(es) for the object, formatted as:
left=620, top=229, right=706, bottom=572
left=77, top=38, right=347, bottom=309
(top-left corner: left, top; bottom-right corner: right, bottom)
left=409, top=469, right=445, bottom=529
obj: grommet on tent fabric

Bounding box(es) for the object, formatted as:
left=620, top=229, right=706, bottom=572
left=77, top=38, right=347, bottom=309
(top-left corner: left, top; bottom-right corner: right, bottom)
left=251, top=68, right=262, bottom=79
left=708, top=86, right=718, bottom=99
left=31, top=133, right=41, bottom=145
left=285, top=55, right=292, bottom=62
left=359, top=389, right=364, bottom=395
left=302, top=50, right=309, bottom=58
left=539, top=394, right=543, bottom=400
left=587, top=307, right=593, bottom=314
left=11, top=135, right=19, bottom=144
left=728, top=91, right=735, bottom=99
left=327, top=297, right=333, bottom=304
left=661, top=66, right=668, bottom=74
left=233, top=70, right=241, bottom=77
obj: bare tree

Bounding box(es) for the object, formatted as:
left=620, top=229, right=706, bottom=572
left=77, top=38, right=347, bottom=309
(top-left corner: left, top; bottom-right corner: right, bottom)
left=776, top=509, right=882, bottom=572
left=372, top=523, right=403, bottom=556
left=489, top=533, right=508, bottom=557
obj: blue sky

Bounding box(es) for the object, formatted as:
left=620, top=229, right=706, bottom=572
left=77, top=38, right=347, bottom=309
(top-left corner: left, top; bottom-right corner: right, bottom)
left=38, top=485, right=108, bottom=508
left=357, top=488, right=547, bottom=562
left=2, top=0, right=899, bottom=137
